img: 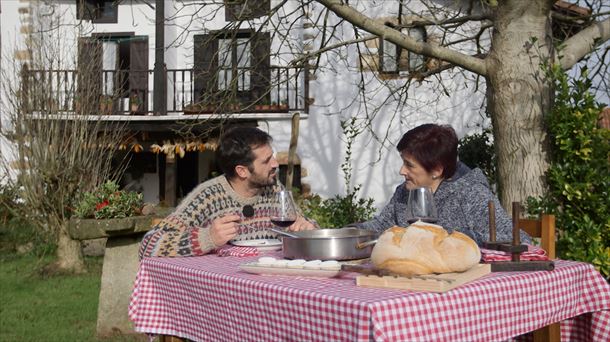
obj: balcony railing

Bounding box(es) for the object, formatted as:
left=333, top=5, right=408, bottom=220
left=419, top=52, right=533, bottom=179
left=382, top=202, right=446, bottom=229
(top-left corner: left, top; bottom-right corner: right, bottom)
left=21, top=65, right=308, bottom=116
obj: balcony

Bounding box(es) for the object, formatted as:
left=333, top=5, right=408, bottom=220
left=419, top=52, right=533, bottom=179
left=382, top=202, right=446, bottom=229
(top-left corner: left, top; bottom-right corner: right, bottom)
left=20, top=65, right=309, bottom=117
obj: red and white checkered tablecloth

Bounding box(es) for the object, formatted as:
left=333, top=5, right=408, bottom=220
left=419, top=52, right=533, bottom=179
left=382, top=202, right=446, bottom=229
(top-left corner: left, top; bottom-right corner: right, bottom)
left=129, top=252, right=610, bottom=342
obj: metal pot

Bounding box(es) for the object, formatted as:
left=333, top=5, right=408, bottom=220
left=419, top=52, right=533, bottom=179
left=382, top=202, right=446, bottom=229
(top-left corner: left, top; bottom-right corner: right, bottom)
left=282, top=227, right=378, bottom=260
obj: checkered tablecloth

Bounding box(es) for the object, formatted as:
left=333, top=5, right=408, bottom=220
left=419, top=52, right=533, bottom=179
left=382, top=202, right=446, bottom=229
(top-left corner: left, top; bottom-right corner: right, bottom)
left=129, top=252, right=610, bottom=341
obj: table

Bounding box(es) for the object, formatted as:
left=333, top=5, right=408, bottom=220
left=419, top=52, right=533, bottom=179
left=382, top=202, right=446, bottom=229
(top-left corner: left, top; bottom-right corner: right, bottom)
left=129, top=252, right=610, bottom=341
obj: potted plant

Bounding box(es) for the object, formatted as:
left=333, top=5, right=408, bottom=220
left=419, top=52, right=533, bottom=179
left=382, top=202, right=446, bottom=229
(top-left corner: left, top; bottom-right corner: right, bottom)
left=73, top=180, right=144, bottom=220
left=100, top=95, right=114, bottom=115
left=183, top=103, right=200, bottom=114
left=129, top=94, right=141, bottom=114
left=73, top=96, right=81, bottom=113
left=229, top=101, right=241, bottom=112
left=279, top=99, right=289, bottom=111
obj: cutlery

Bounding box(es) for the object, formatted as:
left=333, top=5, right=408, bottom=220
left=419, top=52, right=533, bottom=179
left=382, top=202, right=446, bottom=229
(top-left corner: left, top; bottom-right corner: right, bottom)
left=270, top=227, right=300, bottom=239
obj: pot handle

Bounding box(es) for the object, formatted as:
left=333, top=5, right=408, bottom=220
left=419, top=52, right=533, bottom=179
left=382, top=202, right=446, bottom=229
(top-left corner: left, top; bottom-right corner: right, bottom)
left=356, top=239, right=378, bottom=249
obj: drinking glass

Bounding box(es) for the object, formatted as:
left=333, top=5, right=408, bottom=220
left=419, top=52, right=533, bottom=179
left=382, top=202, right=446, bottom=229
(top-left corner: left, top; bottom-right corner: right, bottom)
left=407, top=187, right=438, bottom=223
left=270, top=190, right=297, bottom=228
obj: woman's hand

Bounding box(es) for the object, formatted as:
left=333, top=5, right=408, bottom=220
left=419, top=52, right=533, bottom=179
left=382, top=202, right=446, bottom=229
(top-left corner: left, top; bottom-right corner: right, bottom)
left=287, top=216, right=316, bottom=231
left=209, top=214, right=240, bottom=246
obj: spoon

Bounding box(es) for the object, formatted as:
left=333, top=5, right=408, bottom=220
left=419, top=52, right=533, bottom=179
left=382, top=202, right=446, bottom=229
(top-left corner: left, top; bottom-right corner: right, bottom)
left=270, top=227, right=300, bottom=239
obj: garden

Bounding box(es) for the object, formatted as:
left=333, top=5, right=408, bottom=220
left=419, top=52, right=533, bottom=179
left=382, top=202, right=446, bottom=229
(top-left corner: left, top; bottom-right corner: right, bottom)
left=0, top=67, right=608, bottom=341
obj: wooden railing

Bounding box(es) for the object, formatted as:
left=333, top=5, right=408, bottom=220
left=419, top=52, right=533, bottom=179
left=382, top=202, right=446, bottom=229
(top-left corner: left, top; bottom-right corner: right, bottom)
left=21, top=65, right=308, bottom=115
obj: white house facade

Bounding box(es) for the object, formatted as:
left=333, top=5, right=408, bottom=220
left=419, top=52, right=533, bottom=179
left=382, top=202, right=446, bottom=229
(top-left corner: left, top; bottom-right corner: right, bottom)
left=1, top=0, right=496, bottom=209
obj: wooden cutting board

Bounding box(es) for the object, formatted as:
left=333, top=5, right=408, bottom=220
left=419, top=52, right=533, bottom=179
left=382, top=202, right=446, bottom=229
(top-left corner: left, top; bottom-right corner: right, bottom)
left=354, top=263, right=491, bottom=293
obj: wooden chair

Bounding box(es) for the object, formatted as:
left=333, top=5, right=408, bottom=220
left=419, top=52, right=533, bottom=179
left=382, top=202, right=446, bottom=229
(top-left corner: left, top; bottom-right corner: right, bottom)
left=514, top=202, right=560, bottom=342
left=516, top=210, right=556, bottom=259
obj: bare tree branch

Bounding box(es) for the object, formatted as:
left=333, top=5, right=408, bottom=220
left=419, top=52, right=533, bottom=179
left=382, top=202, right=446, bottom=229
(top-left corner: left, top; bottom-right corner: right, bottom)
left=315, top=0, right=487, bottom=76
left=289, top=34, right=376, bottom=66
left=558, top=17, right=610, bottom=69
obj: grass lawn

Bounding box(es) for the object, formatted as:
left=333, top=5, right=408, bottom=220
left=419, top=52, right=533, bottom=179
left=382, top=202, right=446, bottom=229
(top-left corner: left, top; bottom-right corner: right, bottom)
left=0, top=219, right=145, bottom=341
left=0, top=254, right=106, bottom=341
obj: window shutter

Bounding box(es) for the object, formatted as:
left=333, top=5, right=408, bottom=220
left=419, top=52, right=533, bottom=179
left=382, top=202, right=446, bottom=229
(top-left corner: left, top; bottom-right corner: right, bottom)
left=193, top=34, right=218, bottom=104
left=225, top=0, right=270, bottom=21
left=77, top=0, right=98, bottom=20
left=250, top=32, right=270, bottom=106
left=130, top=38, right=149, bottom=112
left=77, top=37, right=102, bottom=109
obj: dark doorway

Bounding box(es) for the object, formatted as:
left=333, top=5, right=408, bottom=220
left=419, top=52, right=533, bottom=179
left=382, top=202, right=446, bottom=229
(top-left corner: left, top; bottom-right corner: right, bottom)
left=177, top=152, right=199, bottom=200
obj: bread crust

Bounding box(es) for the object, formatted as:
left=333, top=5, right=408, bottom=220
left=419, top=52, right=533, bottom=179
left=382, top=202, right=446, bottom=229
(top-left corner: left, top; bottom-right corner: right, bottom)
left=370, top=221, right=481, bottom=276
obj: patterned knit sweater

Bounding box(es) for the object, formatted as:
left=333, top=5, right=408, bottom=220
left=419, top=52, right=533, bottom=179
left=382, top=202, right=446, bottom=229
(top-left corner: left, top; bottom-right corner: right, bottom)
left=139, top=175, right=285, bottom=258
left=356, top=162, right=531, bottom=245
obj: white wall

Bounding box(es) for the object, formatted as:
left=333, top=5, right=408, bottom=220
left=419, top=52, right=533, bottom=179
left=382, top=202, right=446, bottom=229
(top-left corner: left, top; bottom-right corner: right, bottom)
left=0, top=0, right=490, bottom=208
left=266, top=1, right=490, bottom=208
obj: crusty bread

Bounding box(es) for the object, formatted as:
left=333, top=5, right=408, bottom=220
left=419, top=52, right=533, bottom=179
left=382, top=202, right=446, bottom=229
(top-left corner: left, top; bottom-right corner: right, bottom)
left=370, top=221, right=481, bottom=276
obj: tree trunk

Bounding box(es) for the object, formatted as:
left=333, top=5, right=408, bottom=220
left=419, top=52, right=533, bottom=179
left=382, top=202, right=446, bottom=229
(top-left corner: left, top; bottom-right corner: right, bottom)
left=486, top=0, right=553, bottom=210
left=56, top=225, right=86, bottom=274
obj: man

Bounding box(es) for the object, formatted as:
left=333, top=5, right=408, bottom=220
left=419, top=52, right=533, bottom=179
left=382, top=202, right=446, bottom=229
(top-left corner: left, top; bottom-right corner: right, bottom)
left=139, top=127, right=315, bottom=258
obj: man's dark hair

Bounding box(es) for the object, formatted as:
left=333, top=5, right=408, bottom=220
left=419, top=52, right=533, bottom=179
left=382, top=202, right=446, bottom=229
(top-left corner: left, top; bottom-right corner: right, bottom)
left=217, top=127, right=273, bottom=179
left=396, top=123, right=458, bottom=179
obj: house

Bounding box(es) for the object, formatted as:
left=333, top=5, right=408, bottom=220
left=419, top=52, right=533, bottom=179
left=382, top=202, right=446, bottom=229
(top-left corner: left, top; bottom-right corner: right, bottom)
left=0, top=0, right=598, bottom=209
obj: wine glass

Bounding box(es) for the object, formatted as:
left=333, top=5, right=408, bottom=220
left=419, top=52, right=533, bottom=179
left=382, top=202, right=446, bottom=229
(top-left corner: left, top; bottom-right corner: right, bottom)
left=270, top=190, right=297, bottom=228
left=407, top=187, right=438, bottom=223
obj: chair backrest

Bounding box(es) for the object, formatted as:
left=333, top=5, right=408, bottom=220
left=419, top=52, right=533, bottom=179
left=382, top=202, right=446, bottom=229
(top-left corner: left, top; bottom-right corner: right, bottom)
left=514, top=202, right=556, bottom=259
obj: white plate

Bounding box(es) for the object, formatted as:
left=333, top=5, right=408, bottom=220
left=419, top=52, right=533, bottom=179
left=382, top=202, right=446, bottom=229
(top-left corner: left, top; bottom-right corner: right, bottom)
left=239, top=262, right=341, bottom=278
left=230, top=239, right=282, bottom=251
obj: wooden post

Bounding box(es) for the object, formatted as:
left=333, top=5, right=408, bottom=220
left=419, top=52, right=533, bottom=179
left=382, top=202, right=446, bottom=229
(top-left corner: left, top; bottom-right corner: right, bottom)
left=153, top=0, right=166, bottom=115
left=511, top=202, right=521, bottom=262
left=286, top=112, right=300, bottom=191
left=165, top=154, right=177, bottom=206
left=488, top=201, right=496, bottom=242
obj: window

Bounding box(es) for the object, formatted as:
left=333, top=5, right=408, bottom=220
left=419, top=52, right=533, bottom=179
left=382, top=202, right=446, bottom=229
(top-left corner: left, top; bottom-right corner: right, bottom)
left=77, top=0, right=118, bottom=24
left=379, top=24, right=427, bottom=73
left=218, top=38, right=251, bottom=91
left=78, top=34, right=149, bottom=112
left=194, top=30, right=270, bottom=107
left=225, top=0, right=270, bottom=21
left=407, top=27, right=426, bottom=71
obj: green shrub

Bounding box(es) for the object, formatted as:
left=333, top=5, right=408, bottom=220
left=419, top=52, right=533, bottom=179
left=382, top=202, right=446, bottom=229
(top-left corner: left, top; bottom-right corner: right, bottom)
left=297, top=186, right=376, bottom=228
left=0, top=180, right=21, bottom=226
left=295, top=117, right=376, bottom=228
left=0, top=180, right=57, bottom=257
left=73, top=180, right=143, bottom=219
left=527, top=65, right=609, bottom=278
left=458, top=129, right=497, bottom=190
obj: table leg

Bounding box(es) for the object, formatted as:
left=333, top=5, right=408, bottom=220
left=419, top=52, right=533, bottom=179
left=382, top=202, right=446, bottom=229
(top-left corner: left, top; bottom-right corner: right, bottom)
left=532, top=323, right=561, bottom=342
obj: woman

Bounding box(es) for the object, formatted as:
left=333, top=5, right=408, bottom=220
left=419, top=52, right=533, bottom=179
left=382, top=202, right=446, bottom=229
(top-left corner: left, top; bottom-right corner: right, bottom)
left=357, top=123, right=530, bottom=245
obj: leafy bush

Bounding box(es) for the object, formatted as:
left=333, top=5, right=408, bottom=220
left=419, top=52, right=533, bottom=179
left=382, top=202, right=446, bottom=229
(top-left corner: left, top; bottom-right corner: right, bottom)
left=297, top=186, right=376, bottom=228
left=73, top=181, right=143, bottom=219
left=458, top=129, right=497, bottom=190
left=0, top=181, right=55, bottom=257
left=527, top=65, right=609, bottom=278
left=0, top=180, right=20, bottom=226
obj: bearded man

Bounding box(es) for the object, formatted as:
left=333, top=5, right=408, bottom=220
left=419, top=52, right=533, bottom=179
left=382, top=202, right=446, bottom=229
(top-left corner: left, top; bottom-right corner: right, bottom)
left=139, top=127, right=315, bottom=258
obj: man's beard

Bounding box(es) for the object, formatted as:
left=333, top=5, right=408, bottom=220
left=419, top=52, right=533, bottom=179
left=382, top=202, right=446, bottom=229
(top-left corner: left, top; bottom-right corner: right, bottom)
left=248, top=169, right=277, bottom=189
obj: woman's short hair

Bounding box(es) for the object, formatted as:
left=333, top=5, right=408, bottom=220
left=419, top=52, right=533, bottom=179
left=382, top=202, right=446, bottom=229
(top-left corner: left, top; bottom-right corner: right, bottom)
left=396, top=123, right=458, bottom=179
left=217, top=126, right=273, bottom=179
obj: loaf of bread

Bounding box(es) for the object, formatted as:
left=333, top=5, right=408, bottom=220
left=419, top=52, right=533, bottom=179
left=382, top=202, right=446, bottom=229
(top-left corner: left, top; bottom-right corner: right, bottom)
left=370, top=221, right=481, bottom=276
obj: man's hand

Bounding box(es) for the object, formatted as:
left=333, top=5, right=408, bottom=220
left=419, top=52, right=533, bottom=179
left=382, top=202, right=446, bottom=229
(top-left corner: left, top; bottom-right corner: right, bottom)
left=287, top=216, right=316, bottom=232
left=209, top=214, right=241, bottom=246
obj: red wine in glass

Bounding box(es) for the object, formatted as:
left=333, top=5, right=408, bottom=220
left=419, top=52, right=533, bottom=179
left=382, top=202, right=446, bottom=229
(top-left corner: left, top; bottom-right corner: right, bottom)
left=272, top=190, right=297, bottom=229
left=270, top=217, right=296, bottom=228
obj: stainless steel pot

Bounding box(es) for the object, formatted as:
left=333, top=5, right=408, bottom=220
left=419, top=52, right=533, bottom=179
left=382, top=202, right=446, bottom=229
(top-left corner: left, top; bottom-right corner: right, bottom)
left=282, top=227, right=378, bottom=260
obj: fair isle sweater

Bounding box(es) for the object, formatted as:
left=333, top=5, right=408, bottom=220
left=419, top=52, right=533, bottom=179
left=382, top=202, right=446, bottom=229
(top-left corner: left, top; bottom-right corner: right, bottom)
left=139, top=175, right=284, bottom=258
left=356, top=163, right=531, bottom=245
